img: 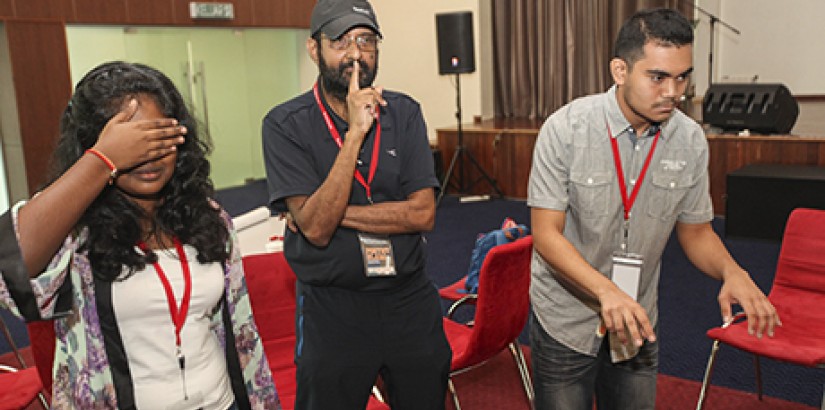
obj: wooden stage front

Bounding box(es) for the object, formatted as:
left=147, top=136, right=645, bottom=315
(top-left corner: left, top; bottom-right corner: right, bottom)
left=436, top=118, right=825, bottom=216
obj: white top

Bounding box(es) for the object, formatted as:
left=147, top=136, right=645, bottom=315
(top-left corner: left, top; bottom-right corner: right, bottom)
left=112, top=244, right=233, bottom=410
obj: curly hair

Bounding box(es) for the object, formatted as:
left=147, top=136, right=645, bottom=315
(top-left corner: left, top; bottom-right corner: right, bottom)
left=48, top=61, right=229, bottom=282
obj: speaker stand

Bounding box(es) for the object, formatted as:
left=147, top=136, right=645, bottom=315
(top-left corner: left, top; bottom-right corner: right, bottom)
left=437, top=73, right=503, bottom=206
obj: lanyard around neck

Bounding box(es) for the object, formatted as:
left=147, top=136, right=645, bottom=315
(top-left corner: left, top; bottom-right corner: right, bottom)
left=137, top=238, right=192, bottom=350
left=313, top=82, right=382, bottom=203
left=607, top=123, right=661, bottom=221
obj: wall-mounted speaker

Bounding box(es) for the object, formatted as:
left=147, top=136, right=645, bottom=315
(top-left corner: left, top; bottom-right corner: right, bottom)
left=702, top=83, right=799, bottom=134
left=435, top=11, right=475, bottom=75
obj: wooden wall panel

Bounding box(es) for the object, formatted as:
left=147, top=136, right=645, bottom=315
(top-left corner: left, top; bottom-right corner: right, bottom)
left=437, top=128, right=536, bottom=199
left=127, top=0, right=176, bottom=25
left=0, top=1, right=14, bottom=18
left=706, top=135, right=825, bottom=215
left=72, top=0, right=129, bottom=24
left=284, top=0, right=314, bottom=28
left=250, top=0, right=290, bottom=27
left=4, top=20, right=72, bottom=193
left=12, top=0, right=73, bottom=20
left=1, top=0, right=311, bottom=27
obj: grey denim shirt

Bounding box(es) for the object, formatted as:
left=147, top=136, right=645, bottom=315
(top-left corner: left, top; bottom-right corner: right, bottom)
left=527, top=85, right=713, bottom=356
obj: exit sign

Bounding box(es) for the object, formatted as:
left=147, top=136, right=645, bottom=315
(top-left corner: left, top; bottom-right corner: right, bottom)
left=189, top=2, right=235, bottom=20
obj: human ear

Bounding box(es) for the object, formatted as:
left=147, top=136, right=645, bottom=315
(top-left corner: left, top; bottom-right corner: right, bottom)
left=610, top=58, right=628, bottom=85
left=307, top=38, right=319, bottom=65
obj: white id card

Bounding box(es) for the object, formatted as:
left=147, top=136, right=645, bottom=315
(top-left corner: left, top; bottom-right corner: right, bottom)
left=358, top=232, right=397, bottom=277
left=611, top=253, right=643, bottom=301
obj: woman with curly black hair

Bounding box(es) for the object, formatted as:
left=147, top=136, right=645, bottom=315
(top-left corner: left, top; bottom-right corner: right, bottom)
left=0, top=61, right=279, bottom=409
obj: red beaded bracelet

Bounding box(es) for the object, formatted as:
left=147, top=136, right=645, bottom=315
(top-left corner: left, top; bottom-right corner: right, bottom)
left=85, top=148, right=118, bottom=184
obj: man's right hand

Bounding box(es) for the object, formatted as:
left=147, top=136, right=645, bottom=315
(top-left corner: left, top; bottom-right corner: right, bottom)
left=345, top=61, right=386, bottom=139
left=599, top=287, right=657, bottom=347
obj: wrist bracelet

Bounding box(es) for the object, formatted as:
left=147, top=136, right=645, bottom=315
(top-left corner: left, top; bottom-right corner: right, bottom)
left=85, top=148, right=118, bottom=185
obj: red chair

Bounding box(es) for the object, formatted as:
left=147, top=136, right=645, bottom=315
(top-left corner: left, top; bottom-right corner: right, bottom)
left=441, top=235, right=534, bottom=410
left=243, top=252, right=389, bottom=410
left=696, top=208, right=825, bottom=409
left=1, top=314, right=49, bottom=409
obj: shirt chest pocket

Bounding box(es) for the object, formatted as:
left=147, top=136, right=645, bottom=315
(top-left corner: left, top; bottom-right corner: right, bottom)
left=569, top=171, right=613, bottom=219
left=645, top=171, right=692, bottom=220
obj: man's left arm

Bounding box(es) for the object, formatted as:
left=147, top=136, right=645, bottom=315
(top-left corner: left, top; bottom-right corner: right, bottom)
left=341, top=188, right=435, bottom=234
left=676, top=221, right=781, bottom=337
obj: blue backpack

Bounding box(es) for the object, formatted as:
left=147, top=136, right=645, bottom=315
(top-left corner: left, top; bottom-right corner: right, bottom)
left=463, top=218, right=530, bottom=294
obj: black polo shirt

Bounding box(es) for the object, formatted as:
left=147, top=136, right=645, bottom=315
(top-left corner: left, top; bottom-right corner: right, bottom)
left=262, top=87, right=439, bottom=291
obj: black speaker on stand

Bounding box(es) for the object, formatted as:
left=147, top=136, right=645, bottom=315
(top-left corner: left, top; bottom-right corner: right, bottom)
left=435, top=11, right=503, bottom=205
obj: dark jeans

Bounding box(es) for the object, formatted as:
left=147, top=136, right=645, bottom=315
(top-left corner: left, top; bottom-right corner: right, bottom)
left=530, top=313, right=658, bottom=410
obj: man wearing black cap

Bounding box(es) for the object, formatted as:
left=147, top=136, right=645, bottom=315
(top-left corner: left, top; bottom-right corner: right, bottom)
left=262, top=0, right=451, bottom=408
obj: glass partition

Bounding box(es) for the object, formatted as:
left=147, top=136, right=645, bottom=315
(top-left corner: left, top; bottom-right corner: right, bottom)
left=66, top=26, right=308, bottom=189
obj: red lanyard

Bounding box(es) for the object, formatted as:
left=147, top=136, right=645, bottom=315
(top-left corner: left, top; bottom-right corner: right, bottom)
left=313, top=82, right=382, bottom=203
left=608, top=123, right=661, bottom=221
left=137, top=238, right=192, bottom=352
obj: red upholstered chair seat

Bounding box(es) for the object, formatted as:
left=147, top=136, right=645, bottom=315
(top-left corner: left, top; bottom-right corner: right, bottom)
left=0, top=366, right=44, bottom=409
left=697, top=208, right=825, bottom=409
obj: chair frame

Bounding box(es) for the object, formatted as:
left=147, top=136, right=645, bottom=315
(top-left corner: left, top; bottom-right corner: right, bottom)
left=444, top=294, right=534, bottom=410
left=696, top=207, right=825, bottom=410
left=0, top=314, right=50, bottom=408
left=441, top=236, right=535, bottom=410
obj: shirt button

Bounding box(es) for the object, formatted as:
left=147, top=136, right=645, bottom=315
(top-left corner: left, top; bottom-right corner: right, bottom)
left=634, top=145, right=641, bottom=151
left=587, top=178, right=594, bottom=184
left=630, top=179, right=636, bottom=185
left=669, top=181, right=676, bottom=188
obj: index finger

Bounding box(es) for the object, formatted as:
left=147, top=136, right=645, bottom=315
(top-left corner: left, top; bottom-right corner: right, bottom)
left=109, top=98, right=139, bottom=124
left=349, top=60, right=361, bottom=94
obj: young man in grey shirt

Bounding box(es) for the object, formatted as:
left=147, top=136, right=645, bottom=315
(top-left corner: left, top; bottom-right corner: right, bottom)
left=527, top=8, right=780, bottom=409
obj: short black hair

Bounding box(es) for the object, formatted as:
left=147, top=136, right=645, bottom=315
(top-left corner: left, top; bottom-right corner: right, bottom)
left=613, top=8, right=693, bottom=68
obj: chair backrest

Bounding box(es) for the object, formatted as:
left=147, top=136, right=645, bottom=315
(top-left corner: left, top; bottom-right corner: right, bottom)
left=242, top=252, right=297, bottom=345
left=25, top=320, right=54, bottom=394
left=454, top=235, right=533, bottom=369
left=769, top=208, right=825, bottom=318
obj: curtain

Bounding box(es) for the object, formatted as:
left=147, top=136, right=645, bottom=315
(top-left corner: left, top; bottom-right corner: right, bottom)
left=493, top=0, right=692, bottom=119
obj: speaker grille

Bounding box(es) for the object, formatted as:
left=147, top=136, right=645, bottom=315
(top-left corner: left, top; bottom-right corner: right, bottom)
left=702, top=83, right=799, bottom=134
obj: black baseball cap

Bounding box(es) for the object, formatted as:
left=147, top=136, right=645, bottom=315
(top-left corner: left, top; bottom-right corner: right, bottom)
left=310, top=0, right=382, bottom=40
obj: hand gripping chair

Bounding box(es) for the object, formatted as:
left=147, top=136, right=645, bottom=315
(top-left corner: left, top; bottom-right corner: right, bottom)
left=0, top=314, right=49, bottom=409
left=242, top=252, right=389, bottom=410
left=441, top=235, right=534, bottom=410
left=696, top=208, right=825, bottom=410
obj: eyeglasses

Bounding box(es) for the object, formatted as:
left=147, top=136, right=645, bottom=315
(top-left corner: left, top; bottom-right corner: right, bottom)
left=323, top=34, right=381, bottom=52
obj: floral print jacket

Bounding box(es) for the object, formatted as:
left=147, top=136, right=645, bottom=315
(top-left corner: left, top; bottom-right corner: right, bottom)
left=0, top=203, right=280, bottom=409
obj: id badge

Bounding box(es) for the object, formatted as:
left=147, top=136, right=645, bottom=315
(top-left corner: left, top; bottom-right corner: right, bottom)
left=165, top=391, right=204, bottom=410
left=358, top=233, right=397, bottom=277
left=611, top=253, right=643, bottom=301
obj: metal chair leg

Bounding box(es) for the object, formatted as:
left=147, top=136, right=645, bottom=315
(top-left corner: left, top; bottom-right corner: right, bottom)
left=2, top=315, right=50, bottom=407
left=753, top=354, right=763, bottom=401
left=696, top=339, right=722, bottom=410
left=447, top=377, right=461, bottom=410
left=508, top=341, right=534, bottom=407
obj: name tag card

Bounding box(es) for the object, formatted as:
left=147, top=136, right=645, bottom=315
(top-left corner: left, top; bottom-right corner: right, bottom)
left=611, top=253, right=642, bottom=300
left=358, top=233, right=397, bottom=277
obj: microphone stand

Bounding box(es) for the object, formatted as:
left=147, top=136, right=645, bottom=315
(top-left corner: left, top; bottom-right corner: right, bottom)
left=680, top=0, right=740, bottom=86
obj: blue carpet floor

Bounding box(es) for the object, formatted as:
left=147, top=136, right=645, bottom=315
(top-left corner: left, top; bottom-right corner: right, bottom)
left=425, top=195, right=824, bottom=408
